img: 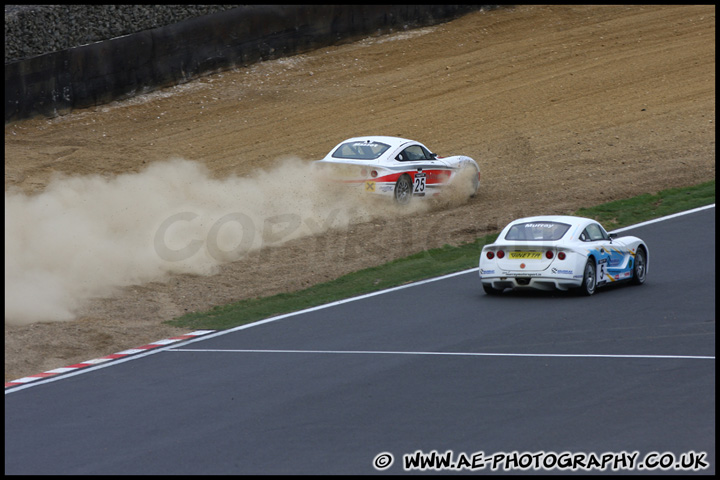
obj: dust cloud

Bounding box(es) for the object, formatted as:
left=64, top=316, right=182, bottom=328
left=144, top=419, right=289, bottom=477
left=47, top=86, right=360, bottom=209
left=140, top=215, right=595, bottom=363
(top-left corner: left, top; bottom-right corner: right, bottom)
left=4, top=157, right=440, bottom=325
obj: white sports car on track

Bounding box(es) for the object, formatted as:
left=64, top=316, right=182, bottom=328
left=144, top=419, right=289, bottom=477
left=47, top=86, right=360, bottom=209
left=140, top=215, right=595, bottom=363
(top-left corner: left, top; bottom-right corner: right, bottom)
left=313, top=136, right=480, bottom=205
left=479, top=215, right=649, bottom=296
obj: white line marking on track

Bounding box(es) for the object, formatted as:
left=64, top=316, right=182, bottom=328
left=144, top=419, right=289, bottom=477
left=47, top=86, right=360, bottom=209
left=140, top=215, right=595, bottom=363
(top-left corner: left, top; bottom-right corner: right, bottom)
left=168, top=348, right=715, bottom=360
left=610, top=203, right=715, bottom=233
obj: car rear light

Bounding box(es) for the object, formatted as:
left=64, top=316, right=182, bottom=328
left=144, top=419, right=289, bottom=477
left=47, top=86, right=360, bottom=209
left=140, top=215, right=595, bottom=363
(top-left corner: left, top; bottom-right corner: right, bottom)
left=545, top=250, right=554, bottom=259
left=360, top=168, right=368, bottom=177
left=558, top=251, right=566, bottom=260
left=370, top=170, right=378, bottom=178
left=486, top=251, right=495, bottom=260
left=496, top=250, right=505, bottom=259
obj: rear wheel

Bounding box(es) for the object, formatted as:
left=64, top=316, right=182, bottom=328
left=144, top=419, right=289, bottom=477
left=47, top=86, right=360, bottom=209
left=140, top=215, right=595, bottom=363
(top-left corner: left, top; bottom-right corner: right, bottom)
left=394, top=174, right=412, bottom=205
left=577, top=258, right=597, bottom=296
left=630, top=247, right=647, bottom=285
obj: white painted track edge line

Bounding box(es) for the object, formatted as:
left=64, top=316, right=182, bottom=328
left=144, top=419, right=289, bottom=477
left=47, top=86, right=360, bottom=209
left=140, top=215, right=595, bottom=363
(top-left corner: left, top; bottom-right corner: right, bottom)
left=610, top=203, right=715, bottom=233
left=167, top=348, right=715, bottom=360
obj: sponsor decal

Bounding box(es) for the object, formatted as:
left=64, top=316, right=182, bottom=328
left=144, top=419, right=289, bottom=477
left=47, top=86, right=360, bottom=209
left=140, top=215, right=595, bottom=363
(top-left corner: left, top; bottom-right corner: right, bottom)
left=510, top=252, right=542, bottom=259
left=373, top=170, right=453, bottom=185
left=551, top=268, right=573, bottom=275
left=524, top=223, right=556, bottom=229
left=480, top=269, right=495, bottom=275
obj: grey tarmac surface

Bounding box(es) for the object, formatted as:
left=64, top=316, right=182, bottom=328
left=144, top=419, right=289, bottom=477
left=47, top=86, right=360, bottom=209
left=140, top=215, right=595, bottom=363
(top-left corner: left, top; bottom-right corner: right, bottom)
left=4, top=207, right=715, bottom=474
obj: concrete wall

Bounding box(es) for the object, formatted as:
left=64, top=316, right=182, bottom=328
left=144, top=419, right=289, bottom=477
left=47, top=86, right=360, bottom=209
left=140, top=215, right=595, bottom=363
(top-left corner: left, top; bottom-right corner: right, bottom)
left=5, top=5, right=495, bottom=122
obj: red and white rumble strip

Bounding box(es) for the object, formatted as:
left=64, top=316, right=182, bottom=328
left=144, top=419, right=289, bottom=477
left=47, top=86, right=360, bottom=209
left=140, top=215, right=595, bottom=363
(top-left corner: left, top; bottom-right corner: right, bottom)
left=4, top=330, right=215, bottom=388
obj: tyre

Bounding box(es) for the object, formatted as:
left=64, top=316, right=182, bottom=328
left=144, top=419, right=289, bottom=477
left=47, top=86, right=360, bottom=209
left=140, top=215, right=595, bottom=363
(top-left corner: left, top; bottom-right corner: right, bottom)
left=394, top=174, right=413, bottom=205
left=577, top=258, right=597, bottom=296
left=483, top=283, right=503, bottom=295
left=630, top=247, right=647, bottom=285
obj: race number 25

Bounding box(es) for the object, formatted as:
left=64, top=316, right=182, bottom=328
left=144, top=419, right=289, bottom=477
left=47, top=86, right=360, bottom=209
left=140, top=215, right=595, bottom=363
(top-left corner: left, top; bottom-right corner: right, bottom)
left=414, top=173, right=426, bottom=193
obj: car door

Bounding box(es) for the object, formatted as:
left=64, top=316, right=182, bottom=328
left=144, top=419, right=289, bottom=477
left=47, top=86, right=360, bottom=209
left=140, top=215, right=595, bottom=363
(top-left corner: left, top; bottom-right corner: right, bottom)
left=581, top=223, right=613, bottom=286
left=394, top=145, right=451, bottom=194
left=581, top=222, right=629, bottom=286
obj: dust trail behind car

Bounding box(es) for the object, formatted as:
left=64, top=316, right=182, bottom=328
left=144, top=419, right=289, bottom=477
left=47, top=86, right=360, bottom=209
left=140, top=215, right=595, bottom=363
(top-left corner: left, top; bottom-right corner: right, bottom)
left=4, top=156, right=453, bottom=326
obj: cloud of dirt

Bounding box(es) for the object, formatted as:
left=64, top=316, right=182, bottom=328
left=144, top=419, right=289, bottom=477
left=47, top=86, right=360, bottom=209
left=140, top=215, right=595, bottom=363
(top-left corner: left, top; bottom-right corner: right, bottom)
left=4, top=157, right=438, bottom=325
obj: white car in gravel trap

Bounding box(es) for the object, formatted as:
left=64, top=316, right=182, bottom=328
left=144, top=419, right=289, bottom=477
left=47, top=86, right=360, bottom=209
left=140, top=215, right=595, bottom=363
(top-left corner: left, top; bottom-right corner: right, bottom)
left=479, top=215, right=649, bottom=296
left=312, top=136, right=480, bottom=205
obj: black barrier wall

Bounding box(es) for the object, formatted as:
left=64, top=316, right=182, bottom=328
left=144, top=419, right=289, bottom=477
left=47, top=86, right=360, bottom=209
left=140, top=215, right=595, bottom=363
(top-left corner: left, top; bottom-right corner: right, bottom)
left=5, top=5, right=495, bottom=122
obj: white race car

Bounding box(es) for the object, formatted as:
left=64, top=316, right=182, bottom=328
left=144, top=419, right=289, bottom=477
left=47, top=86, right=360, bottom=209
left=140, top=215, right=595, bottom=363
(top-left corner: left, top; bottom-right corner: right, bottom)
left=313, top=136, right=480, bottom=205
left=479, top=215, right=649, bottom=296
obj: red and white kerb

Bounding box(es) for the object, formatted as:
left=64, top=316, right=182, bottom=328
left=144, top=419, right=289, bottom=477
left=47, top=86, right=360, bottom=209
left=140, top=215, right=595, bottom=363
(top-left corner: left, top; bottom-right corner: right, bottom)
left=5, top=330, right=215, bottom=388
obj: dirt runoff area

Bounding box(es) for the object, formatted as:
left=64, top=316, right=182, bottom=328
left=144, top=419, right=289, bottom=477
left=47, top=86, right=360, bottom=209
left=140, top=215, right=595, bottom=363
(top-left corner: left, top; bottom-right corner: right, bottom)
left=4, top=5, right=715, bottom=383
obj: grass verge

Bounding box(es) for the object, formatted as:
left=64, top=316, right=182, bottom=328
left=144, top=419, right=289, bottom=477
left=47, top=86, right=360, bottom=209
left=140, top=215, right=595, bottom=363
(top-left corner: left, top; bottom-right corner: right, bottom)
left=167, top=180, right=714, bottom=330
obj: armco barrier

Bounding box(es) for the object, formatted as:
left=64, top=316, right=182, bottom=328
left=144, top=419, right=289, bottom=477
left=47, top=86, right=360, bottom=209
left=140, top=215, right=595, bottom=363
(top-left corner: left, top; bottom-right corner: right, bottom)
left=5, top=5, right=495, bottom=122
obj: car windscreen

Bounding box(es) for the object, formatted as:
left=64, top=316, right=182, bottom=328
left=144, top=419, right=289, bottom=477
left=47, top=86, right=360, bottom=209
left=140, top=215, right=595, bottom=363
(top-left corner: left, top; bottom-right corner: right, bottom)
left=504, top=222, right=571, bottom=241
left=332, top=141, right=390, bottom=160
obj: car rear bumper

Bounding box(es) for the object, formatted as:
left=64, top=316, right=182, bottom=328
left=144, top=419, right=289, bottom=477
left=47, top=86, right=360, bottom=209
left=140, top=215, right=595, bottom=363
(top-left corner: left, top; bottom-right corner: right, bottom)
left=480, top=276, right=583, bottom=292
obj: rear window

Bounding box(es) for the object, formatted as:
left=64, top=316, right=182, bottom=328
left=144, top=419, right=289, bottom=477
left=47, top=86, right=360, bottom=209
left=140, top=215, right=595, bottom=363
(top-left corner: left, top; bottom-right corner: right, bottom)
left=332, top=141, right=390, bottom=160
left=504, top=222, right=570, bottom=241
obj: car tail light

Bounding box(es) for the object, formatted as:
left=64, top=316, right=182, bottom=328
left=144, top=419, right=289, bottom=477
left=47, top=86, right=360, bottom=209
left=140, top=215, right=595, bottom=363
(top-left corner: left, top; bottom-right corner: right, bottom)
left=496, top=250, right=505, bottom=259
left=370, top=170, right=378, bottom=178
left=558, top=251, right=566, bottom=260
left=545, top=250, right=554, bottom=259
left=486, top=251, right=495, bottom=260
left=360, top=168, right=368, bottom=177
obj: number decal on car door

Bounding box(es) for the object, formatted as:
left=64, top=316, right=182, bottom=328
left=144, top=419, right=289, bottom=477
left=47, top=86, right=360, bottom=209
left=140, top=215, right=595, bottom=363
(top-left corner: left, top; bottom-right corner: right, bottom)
left=597, top=258, right=608, bottom=284
left=413, top=173, right=426, bottom=193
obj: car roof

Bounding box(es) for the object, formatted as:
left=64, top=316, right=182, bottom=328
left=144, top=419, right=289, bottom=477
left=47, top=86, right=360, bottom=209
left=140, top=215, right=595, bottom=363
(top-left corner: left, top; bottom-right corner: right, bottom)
left=339, top=136, right=415, bottom=149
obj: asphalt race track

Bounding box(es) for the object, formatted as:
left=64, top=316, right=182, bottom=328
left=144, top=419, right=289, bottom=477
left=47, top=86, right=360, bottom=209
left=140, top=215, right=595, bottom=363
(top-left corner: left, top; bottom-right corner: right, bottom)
left=4, top=206, right=715, bottom=475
